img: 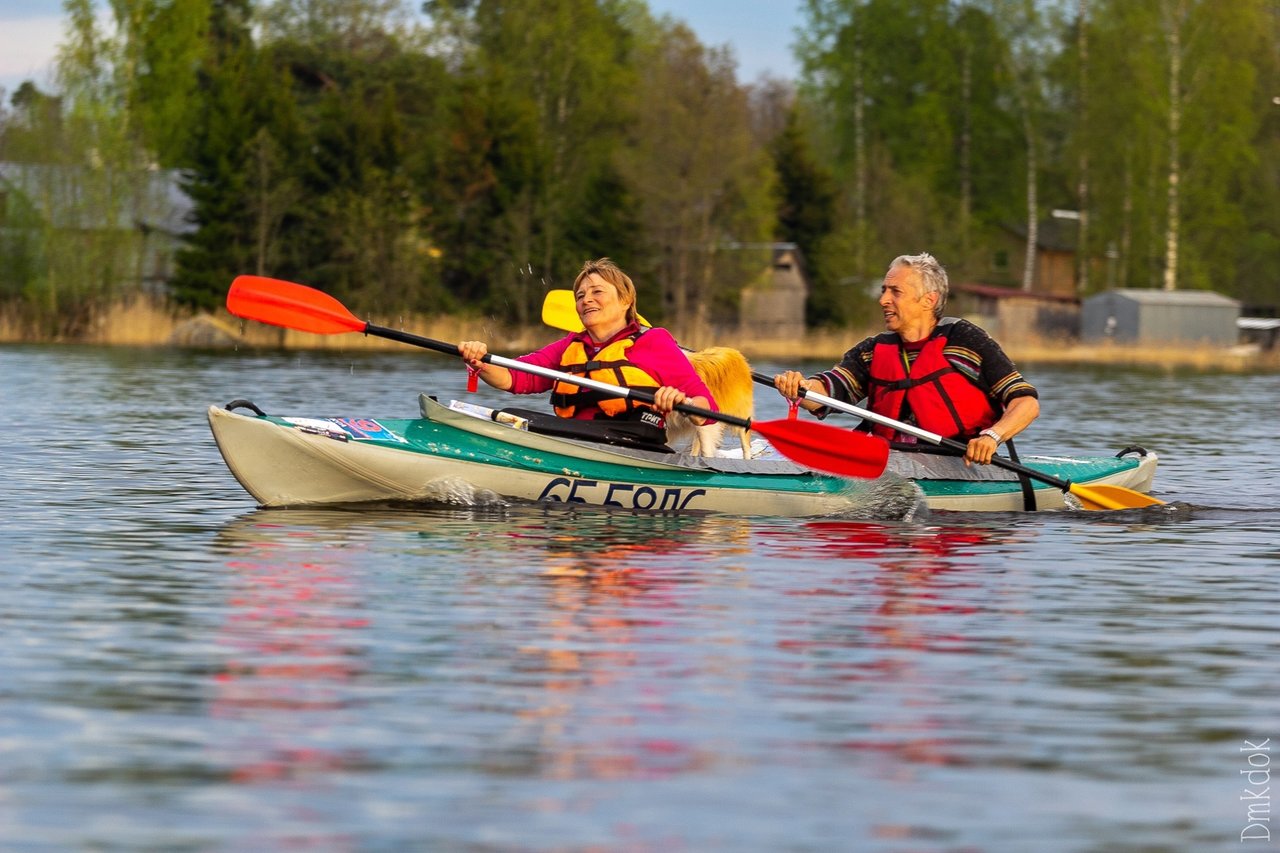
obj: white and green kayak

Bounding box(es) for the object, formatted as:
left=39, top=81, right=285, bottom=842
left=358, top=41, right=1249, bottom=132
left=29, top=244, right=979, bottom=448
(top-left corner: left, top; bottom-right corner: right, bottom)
left=208, top=394, right=1159, bottom=516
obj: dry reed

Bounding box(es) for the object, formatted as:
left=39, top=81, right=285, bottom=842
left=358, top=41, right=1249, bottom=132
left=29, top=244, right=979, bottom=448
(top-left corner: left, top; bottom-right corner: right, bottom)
left=2, top=298, right=1276, bottom=373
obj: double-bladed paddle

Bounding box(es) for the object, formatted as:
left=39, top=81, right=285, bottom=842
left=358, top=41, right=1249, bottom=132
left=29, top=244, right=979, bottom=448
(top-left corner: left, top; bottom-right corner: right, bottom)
left=765, top=377, right=1163, bottom=510
left=539, top=287, right=1163, bottom=511
left=225, top=275, right=890, bottom=480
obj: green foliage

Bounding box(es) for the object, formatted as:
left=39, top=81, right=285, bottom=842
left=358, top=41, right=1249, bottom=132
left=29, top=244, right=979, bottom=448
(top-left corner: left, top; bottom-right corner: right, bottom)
left=617, top=18, right=776, bottom=336
left=115, top=0, right=213, bottom=166
left=425, top=0, right=642, bottom=325
left=172, top=0, right=287, bottom=310
left=770, top=107, right=841, bottom=325
left=0, top=0, right=186, bottom=335
left=1052, top=0, right=1279, bottom=297
left=797, top=0, right=1030, bottom=287
left=1, top=0, right=1277, bottom=338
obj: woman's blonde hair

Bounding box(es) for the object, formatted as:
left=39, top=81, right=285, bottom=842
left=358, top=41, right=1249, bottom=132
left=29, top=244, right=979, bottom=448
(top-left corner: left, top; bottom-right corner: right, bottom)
left=572, top=257, right=638, bottom=324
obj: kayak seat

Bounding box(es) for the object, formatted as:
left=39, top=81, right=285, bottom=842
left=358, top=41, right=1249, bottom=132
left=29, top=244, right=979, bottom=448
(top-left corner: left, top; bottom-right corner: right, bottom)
left=497, top=407, right=675, bottom=454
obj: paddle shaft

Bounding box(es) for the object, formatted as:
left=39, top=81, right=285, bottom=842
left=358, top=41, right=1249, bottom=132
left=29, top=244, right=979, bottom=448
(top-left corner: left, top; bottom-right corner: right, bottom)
left=748, top=370, right=1083, bottom=492
left=224, top=275, right=892, bottom=479
left=538, top=288, right=1154, bottom=506
left=549, top=289, right=1094, bottom=481
left=373, top=322, right=749, bottom=430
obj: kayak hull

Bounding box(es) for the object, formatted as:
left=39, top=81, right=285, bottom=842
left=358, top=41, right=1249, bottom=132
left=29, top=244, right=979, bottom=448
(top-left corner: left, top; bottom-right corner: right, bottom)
left=207, top=396, right=1159, bottom=516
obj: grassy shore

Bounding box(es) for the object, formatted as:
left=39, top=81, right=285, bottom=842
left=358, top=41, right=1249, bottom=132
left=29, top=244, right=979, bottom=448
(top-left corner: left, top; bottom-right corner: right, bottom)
left=3, top=297, right=1277, bottom=372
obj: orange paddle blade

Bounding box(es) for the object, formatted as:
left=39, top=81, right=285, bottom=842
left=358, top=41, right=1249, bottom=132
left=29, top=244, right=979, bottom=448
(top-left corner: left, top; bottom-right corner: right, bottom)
left=751, top=419, right=890, bottom=479
left=227, top=275, right=367, bottom=335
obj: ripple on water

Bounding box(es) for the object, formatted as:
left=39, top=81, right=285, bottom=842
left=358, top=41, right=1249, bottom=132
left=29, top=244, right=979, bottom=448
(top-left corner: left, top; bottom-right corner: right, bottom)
left=2, top=348, right=1278, bottom=850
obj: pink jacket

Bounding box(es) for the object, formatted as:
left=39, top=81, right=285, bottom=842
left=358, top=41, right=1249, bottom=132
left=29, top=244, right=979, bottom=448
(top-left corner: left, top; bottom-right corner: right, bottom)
left=508, top=323, right=717, bottom=420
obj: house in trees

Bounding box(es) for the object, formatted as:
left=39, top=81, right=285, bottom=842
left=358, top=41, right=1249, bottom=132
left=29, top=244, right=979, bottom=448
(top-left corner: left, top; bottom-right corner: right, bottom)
left=0, top=161, right=194, bottom=299
left=739, top=243, right=809, bottom=340
left=988, top=216, right=1092, bottom=296
left=949, top=216, right=1097, bottom=341
left=949, top=281, right=1079, bottom=342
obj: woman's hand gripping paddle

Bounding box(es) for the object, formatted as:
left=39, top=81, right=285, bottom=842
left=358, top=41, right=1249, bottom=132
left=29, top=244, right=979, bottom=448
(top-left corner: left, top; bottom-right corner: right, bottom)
left=227, top=275, right=890, bottom=480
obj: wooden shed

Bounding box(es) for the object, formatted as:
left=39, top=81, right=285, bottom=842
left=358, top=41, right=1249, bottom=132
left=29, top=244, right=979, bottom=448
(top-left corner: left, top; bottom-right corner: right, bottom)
left=992, top=218, right=1084, bottom=297
left=738, top=244, right=808, bottom=340
left=950, top=282, right=1079, bottom=342
left=1081, top=289, right=1240, bottom=345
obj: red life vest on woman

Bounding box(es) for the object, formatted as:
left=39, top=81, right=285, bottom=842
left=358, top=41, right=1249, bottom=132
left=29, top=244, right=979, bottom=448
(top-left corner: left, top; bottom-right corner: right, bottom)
left=866, top=326, right=999, bottom=440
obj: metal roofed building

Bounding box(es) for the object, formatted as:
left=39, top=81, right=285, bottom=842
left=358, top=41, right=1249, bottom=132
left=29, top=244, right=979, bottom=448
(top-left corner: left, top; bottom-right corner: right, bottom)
left=0, top=161, right=194, bottom=297
left=1081, top=288, right=1241, bottom=346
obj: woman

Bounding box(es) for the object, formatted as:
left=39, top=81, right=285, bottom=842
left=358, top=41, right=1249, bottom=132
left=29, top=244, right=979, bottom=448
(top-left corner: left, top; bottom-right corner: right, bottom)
left=458, top=258, right=717, bottom=447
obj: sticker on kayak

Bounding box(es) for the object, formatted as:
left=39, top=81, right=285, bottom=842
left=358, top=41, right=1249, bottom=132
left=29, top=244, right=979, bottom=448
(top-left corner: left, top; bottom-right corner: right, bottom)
left=332, top=417, right=407, bottom=443
left=283, top=417, right=407, bottom=443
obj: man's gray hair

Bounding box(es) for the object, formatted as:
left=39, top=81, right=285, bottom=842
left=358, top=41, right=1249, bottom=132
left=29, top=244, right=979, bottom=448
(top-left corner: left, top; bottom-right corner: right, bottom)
left=890, top=252, right=948, bottom=319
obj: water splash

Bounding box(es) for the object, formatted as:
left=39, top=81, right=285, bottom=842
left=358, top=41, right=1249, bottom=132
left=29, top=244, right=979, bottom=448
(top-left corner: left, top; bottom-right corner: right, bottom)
left=831, top=475, right=928, bottom=522
left=417, top=476, right=508, bottom=507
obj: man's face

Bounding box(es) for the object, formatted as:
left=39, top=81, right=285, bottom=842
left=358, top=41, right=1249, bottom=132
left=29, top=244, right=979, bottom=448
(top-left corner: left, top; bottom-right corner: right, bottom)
left=878, top=266, right=936, bottom=337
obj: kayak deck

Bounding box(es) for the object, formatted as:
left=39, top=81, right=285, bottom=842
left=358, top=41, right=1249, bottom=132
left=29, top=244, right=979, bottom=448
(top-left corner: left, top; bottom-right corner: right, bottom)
left=207, top=397, right=1159, bottom=515
left=208, top=402, right=922, bottom=518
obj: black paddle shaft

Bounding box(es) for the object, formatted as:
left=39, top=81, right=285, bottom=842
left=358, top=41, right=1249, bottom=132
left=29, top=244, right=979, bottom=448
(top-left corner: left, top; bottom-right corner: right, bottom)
left=747, top=369, right=1083, bottom=492
left=366, top=323, right=748, bottom=429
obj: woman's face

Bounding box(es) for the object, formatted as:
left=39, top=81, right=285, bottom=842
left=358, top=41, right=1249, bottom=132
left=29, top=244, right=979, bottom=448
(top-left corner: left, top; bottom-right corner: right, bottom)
left=574, top=273, right=631, bottom=340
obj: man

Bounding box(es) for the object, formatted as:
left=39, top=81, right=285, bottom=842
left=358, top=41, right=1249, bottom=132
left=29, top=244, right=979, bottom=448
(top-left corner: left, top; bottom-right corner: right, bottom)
left=774, top=252, right=1039, bottom=465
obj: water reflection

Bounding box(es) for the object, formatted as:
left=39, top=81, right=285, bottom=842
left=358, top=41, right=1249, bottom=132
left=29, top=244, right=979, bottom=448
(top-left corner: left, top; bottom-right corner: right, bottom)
left=213, top=507, right=758, bottom=786
left=757, top=521, right=1026, bottom=784
left=210, top=513, right=372, bottom=790
left=497, top=512, right=752, bottom=782
left=7, top=346, right=1280, bottom=849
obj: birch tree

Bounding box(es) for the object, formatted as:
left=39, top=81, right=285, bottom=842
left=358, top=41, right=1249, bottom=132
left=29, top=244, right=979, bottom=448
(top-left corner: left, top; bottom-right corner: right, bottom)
left=1080, top=0, right=1272, bottom=293
left=979, top=0, right=1051, bottom=291
left=1159, top=0, right=1185, bottom=291
left=618, top=20, right=775, bottom=342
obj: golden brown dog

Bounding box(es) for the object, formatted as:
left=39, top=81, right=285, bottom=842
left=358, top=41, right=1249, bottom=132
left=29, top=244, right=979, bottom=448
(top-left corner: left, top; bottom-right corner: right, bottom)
left=665, top=346, right=755, bottom=458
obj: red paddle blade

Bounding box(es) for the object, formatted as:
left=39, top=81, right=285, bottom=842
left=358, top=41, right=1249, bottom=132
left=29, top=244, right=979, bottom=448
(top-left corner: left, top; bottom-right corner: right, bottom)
left=752, top=419, right=890, bottom=479
left=227, top=275, right=366, bottom=335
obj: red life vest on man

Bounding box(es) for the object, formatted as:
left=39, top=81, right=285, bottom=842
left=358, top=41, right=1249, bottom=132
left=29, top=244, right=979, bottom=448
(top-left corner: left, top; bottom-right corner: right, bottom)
left=866, top=324, right=999, bottom=441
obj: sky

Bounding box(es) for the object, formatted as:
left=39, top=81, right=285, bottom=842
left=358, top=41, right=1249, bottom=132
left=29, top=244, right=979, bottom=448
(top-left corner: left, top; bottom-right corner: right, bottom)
left=646, top=0, right=802, bottom=82
left=0, top=0, right=801, bottom=100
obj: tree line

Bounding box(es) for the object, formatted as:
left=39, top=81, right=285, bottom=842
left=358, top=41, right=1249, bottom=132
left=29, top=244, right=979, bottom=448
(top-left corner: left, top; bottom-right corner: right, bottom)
left=1, top=0, right=1276, bottom=339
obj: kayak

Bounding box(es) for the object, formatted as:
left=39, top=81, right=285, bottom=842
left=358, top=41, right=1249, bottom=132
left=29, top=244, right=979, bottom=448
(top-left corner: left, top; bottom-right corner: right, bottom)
left=207, top=394, right=1159, bottom=516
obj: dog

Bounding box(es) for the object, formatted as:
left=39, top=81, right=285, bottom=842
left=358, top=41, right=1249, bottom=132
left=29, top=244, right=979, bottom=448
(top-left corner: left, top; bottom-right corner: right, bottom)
left=664, top=346, right=755, bottom=458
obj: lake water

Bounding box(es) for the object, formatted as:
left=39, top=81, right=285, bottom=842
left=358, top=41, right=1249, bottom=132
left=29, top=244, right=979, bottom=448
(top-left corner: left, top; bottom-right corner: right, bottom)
left=2, top=343, right=1277, bottom=851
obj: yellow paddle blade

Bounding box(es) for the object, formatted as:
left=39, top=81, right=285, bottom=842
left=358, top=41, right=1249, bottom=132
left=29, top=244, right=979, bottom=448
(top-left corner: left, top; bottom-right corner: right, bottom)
left=541, top=289, right=649, bottom=332
left=1070, top=483, right=1165, bottom=511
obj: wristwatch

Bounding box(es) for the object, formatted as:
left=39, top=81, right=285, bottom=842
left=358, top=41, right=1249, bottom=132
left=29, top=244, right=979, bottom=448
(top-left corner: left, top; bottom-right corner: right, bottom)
left=979, top=428, right=1003, bottom=444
